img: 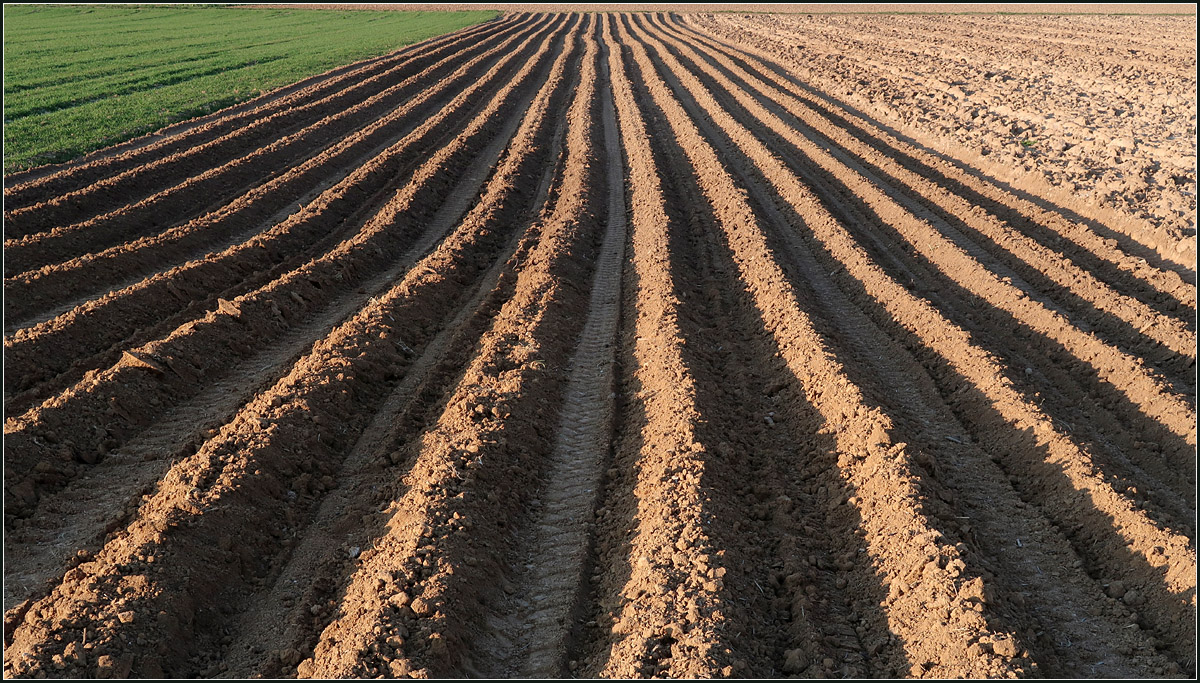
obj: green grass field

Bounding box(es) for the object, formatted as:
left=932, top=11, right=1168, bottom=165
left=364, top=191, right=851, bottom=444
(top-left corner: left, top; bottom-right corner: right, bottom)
left=2, top=5, right=497, bottom=173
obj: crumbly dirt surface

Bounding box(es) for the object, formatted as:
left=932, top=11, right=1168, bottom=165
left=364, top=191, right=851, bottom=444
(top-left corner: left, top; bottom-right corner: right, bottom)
left=690, top=12, right=1198, bottom=259
left=253, top=4, right=1196, bottom=15
left=3, top=11, right=1195, bottom=680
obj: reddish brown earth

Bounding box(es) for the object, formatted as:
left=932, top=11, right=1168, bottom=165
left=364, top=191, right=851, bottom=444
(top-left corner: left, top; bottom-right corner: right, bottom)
left=3, top=12, right=1195, bottom=680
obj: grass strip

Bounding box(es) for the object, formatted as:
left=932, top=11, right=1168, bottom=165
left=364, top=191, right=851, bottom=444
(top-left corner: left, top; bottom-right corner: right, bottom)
left=3, top=4, right=497, bottom=172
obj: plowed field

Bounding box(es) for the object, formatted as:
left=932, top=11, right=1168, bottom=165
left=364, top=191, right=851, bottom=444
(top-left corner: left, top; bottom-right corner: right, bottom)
left=4, top=12, right=1195, bottom=680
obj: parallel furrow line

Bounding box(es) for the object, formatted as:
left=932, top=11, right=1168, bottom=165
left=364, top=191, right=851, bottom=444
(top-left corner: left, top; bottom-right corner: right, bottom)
left=2, top=15, right=540, bottom=277
left=3, top=18, right=552, bottom=414
left=657, top=15, right=1195, bottom=371
left=301, top=16, right=610, bottom=679
left=215, top=21, right=585, bottom=677
left=639, top=14, right=1185, bottom=677
left=573, top=14, right=734, bottom=679
left=2, top=19, right=573, bottom=679
left=622, top=14, right=1026, bottom=677
left=3, top=18, right=562, bottom=520
left=679, top=22, right=1197, bottom=456
left=469, top=20, right=623, bottom=677
left=681, top=14, right=1198, bottom=278
left=1, top=15, right=526, bottom=235
left=641, top=16, right=1196, bottom=665
left=1, top=16, right=514, bottom=208
left=613, top=18, right=885, bottom=679
left=648, top=13, right=1197, bottom=513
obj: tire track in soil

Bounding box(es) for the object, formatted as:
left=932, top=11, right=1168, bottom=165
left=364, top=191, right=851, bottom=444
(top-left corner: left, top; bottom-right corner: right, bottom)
left=466, top=21, right=624, bottom=677
left=2, top=17, right=564, bottom=614
left=572, top=16, right=733, bottom=679
left=2, top=19, right=575, bottom=679
left=216, top=18, right=586, bottom=677
left=4, top=12, right=1194, bottom=680
left=3, top=15, right=539, bottom=324
left=2, top=17, right=557, bottom=435
left=643, top=16, right=1195, bottom=671
left=297, top=17, right=607, bottom=679
left=638, top=13, right=1180, bottom=677
left=3, top=17, right=548, bottom=414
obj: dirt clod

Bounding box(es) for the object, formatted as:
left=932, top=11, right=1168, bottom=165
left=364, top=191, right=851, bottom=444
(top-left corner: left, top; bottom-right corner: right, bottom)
left=782, top=648, right=809, bottom=674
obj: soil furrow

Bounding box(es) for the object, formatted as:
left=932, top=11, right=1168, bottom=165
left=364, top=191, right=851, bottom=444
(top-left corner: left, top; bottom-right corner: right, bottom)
left=1, top=21, right=538, bottom=330
left=800, top=159, right=1198, bottom=518
left=622, top=14, right=1027, bottom=677
left=2, top=19, right=574, bottom=679
left=4, top=11, right=1193, bottom=679
left=636, top=22, right=1197, bottom=665
left=0, top=16, right=512, bottom=206
left=682, top=14, right=1198, bottom=279
left=2, top=17, right=539, bottom=279
left=4, top=19, right=537, bottom=331
left=671, top=42, right=1198, bottom=464
left=638, top=15, right=1182, bottom=677
left=701, top=61, right=1199, bottom=515
left=645, top=14, right=1198, bottom=512
left=0, top=16, right=526, bottom=238
left=780, top=172, right=1199, bottom=672
left=656, top=15, right=1196, bottom=374
left=6, top=87, right=425, bottom=340
left=714, top=25, right=1195, bottom=322
left=3, top=19, right=563, bottom=523
left=299, top=17, right=608, bottom=679
left=609, top=17, right=884, bottom=678
left=4, top=25, right=569, bottom=615
left=468, top=22, right=623, bottom=677
left=213, top=21, right=585, bottom=677
left=572, top=16, right=731, bottom=679
left=3, top=19, right=555, bottom=412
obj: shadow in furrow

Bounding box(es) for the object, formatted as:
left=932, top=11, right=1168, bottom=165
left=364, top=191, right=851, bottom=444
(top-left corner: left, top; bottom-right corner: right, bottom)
left=670, top=14, right=1198, bottom=285
left=617, top=19, right=909, bottom=677
left=652, top=15, right=1196, bottom=391
left=625, top=13, right=1194, bottom=673
left=774, top=151, right=1196, bottom=516
left=638, top=20, right=1197, bottom=517
left=662, top=14, right=1196, bottom=337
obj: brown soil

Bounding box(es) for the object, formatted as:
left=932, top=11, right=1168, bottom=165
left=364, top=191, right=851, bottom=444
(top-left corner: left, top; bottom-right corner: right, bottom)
left=688, top=12, right=1198, bottom=267
left=258, top=4, right=1197, bottom=15
left=4, top=11, right=1195, bottom=680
